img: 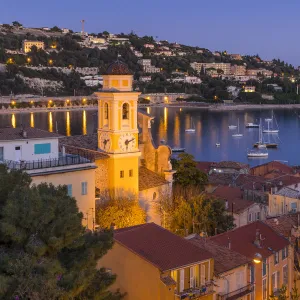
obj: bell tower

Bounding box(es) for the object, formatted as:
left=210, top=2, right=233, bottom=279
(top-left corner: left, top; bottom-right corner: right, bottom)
left=95, top=60, right=141, bottom=196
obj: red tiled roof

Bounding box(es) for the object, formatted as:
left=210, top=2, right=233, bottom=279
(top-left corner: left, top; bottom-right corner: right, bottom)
left=251, top=161, right=294, bottom=177
left=264, top=214, right=300, bottom=244
left=139, top=167, right=169, bottom=191
left=212, top=161, right=249, bottom=170
left=208, top=173, right=235, bottom=186
left=235, top=174, right=270, bottom=190
left=211, top=186, right=256, bottom=213
left=210, top=221, right=290, bottom=260
left=270, top=175, right=300, bottom=188
left=186, top=234, right=250, bottom=275
left=114, top=223, right=212, bottom=271
left=0, top=127, right=62, bottom=140
left=196, top=161, right=214, bottom=174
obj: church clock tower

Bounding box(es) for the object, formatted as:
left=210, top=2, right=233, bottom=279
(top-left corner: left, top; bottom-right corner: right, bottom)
left=95, top=60, right=141, bottom=196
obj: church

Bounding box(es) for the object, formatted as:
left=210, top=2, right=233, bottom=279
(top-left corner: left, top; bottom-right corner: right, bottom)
left=60, top=60, right=175, bottom=225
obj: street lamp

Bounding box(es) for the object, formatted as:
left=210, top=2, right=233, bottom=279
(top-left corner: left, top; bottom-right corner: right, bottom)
left=253, top=253, right=262, bottom=264
left=27, top=57, right=31, bottom=64
left=48, top=59, right=53, bottom=65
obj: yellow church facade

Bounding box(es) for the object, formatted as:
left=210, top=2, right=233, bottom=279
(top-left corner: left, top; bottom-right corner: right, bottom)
left=60, top=60, right=174, bottom=224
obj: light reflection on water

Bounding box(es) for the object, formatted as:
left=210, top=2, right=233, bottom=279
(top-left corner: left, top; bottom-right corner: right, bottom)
left=1, top=107, right=300, bottom=166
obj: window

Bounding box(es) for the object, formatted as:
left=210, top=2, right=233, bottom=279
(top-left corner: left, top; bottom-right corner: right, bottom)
left=112, top=79, right=119, bottom=87
left=104, top=103, right=109, bottom=119
left=200, top=264, right=206, bottom=285
left=81, top=182, right=88, bottom=195
left=275, top=251, right=280, bottom=264
left=34, top=143, right=51, bottom=154
left=67, top=184, right=72, bottom=197
left=263, top=278, right=267, bottom=300
left=262, top=259, right=267, bottom=277
left=250, top=265, right=255, bottom=284
left=283, top=265, right=288, bottom=286
left=256, top=211, right=261, bottom=220
left=171, top=270, right=178, bottom=284
left=291, top=202, right=297, bottom=212
left=122, top=103, right=129, bottom=119
left=122, top=80, right=129, bottom=87
left=129, top=169, right=133, bottom=177
left=0, top=147, right=3, bottom=161
left=282, top=247, right=288, bottom=260
left=120, top=170, right=124, bottom=178
left=248, top=213, right=252, bottom=223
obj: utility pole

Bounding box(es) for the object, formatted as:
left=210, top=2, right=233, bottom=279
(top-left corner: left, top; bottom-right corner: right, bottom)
left=81, top=20, right=85, bottom=37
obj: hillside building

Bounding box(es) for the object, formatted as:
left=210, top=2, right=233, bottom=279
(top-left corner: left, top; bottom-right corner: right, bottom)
left=22, top=40, right=45, bottom=53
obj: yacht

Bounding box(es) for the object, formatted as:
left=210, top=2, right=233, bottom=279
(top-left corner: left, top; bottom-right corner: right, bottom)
left=171, top=147, right=185, bottom=153
left=245, top=122, right=259, bottom=128
left=263, top=111, right=279, bottom=134
left=232, top=119, right=243, bottom=137
left=247, top=149, right=268, bottom=158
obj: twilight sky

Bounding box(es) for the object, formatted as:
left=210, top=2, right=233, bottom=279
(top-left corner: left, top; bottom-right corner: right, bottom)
left=2, top=0, right=300, bottom=65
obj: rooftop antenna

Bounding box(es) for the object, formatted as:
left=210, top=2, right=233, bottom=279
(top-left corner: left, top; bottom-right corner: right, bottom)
left=81, top=20, right=85, bottom=37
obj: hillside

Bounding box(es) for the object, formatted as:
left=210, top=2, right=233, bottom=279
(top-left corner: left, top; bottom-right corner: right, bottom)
left=0, top=22, right=299, bottom=103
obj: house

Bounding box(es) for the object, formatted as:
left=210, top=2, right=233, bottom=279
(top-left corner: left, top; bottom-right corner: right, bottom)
left=231, top=65, right=246, bottom=76
left=0, top=127, right=97, bottom=229
left=144, top=43, right=155, bottom=49
left=250, top=161, right=295, bottom=177
left=98, top=223, right=216, bottom=300
left=22, top=40, right=45, bottom=53
left=244, top=86, right=256, bottom=93
left=186, top=234, right=253, bottom=300
left=229, top=54, right=243, bottom=61
left=210, top=221, right=294, bottom=299
left=211, top=186, right=267, bottom=227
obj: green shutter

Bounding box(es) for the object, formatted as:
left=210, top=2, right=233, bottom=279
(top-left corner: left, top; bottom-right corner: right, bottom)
left=34, top=143, right=51, bottom=154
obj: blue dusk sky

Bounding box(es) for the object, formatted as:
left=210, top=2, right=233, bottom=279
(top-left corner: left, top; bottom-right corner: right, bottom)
left=2, top=0, right=300, bottom=65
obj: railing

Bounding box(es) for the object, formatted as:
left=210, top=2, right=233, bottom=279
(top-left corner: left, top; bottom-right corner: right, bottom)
left=218, top=284, right=254, bottom=300
left=3, top=154, right=93, bottom=171
left=176, top=281, right=215, bottom=299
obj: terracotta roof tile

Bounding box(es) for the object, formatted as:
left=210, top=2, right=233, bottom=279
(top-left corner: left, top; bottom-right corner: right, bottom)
left=251, top=161, right=294, bottom=177
left=210, top=221, right=290, bottom=260
left=211, top=186, right=256, bottom=213
left=60, top=134, right=109, bottom=159
left=186, top=234, right=250, bottom=275
left=114, top=223, right=212, bottom=271
left=212, top=161, right=249, bottom=170
left=0, top=127, right=62, bottom=140
left=208, top=173, right=235, bottom=186
left=139, top=166, right=168, bottom=191
left=264, top=214, right=300, bottom=244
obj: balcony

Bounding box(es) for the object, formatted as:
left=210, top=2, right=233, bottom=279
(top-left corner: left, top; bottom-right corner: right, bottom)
left=3, top=153, right=94, bottom=171
left=175, top=281, right=215, bottom=299
left=218, top=284, right=254, bottom=300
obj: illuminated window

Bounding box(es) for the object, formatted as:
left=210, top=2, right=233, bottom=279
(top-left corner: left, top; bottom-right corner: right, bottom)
left=112, top=80, right=119, bottom=87
left=129, top=169, right=133, bottom=177
left=122, top=103, right=129, bottom=119
left=104, top=103, right=109, bottom=119
left=122, top=80, right=129, bottom=87
left=120, top=170, right=124, bottom=178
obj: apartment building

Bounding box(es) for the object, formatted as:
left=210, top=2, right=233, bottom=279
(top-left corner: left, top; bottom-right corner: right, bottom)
left=231, top=65, right=246, bottom=76
left=0, top=127, right=97, bottom=229
left=186, top=234, right=253, bottom=300
left=138, top=59, right=152, bottom=66
left=246, top=68, right=273, bottom=77
left=99, top=223, right=215, bottom=300
left=244, top=86, right=256, bottom=92
left=190, top=62, right=231, bottom=75
left=143, top=65, right=161, bottom=73
left=22, top=40, right=45, bottom=53
left=211, top=221, right=293, bottom=299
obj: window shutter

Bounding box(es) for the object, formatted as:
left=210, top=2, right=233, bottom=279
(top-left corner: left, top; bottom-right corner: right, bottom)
left=190, top=267, right=194, bottom=288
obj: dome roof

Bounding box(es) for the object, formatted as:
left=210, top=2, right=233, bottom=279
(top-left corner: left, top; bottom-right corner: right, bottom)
left=106, top=60, right=132, bottom=75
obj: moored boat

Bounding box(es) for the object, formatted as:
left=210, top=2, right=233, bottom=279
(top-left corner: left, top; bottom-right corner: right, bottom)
left=246, top=122, right=259, bottom=128
left=172, top=147, right=185, bottom=153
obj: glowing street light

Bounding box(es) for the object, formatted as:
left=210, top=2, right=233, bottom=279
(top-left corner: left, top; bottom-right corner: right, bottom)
left=48, top=59, right=53, bottom=65
left=27, top=57, right=31, bottom=64
left=253, top=253, right=262, bottom=264
left=11, top=100, right=16, bottom=105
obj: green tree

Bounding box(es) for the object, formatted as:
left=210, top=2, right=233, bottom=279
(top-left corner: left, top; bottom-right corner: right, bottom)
left=269, top=285, right=288, bottom=299
left=96, top=196, right=146, bottom=229
left=172, top=153, right=208, bottom=188
left=12, top=21, right=22, bottom=27
left=0, top=165, right=122, bottom=299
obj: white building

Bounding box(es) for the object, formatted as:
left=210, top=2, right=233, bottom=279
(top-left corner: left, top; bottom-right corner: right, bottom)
left=170, top=76, right=201, bottom=84
left=81, top=75, right=103, bottom=87
left=133, top=50, right=143, bottom=58
left=190, top=62, right=231, bottom=75
left=143, top=66, right=160, bottom=73
left=0, top=127, right=96, bottom=229
left=139, top=76, right=152, bottom=82
left=144, top=44, right=155, bottom=49
left=138, top=59, right=152, bottom=66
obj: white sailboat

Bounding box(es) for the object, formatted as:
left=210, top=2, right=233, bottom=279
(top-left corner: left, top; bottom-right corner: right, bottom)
left=185, top=117, right=196, bottom=132
left=256, top=119, right=267, bottom=149
left=228, top=125, right=237, bottom=130
left=263, top=111, right=279, bottom=134
left=232, top=119, right=243, bottom=137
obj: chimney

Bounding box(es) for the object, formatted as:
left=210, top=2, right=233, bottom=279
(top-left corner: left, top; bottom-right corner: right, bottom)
left=22, top=130, right=27, bottom=138
left=225, top=200, right=229, bottom=210
left=254, top=229, right=261, bottom=247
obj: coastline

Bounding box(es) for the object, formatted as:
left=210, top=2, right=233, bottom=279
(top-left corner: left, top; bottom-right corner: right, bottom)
left=0, top=105, right=98, bottom=114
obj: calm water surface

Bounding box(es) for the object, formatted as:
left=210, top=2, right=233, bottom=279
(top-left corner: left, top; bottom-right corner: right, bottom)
left=1, top=107, right=300, bottom=167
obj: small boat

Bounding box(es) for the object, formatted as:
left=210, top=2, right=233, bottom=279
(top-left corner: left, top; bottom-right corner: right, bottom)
left=232, top=119, right=243, bottom=137
left=216, top=143, right=220, bottom=147
left=247, top=149, right=268, bottom=158
left=172, top=147, right=185, bottom=153
left=263, top=111, right=279, bottom=134
left=246, top=122, right=259, bottom=128
left=228, top=125, right=237, bottom=130
left=185, top=117, right=195, bottom=132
